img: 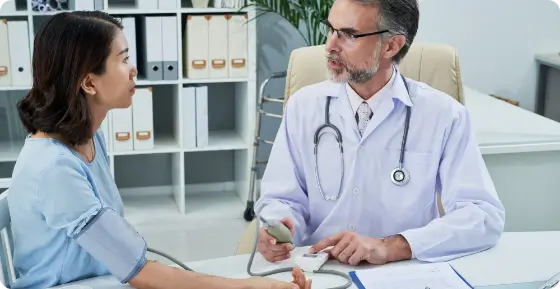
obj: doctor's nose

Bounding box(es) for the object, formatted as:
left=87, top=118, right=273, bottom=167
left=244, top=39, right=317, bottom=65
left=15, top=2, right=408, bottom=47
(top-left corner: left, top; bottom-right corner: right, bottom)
left=325, top=33, right=342, bottom=53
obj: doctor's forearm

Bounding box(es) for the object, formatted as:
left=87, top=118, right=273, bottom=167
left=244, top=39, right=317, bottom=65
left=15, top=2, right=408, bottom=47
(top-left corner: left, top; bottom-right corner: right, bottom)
left=383, top=235, right=413, bottom=262
left=128, top=261, right=253, bottom=289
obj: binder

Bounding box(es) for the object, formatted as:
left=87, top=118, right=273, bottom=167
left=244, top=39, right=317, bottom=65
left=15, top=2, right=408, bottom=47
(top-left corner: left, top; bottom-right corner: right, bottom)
left=0, top=0, right=16, bottom=13
left=139, top=16, right=163, bottom=81
left=182, top=86, right=197, bottom=149
left=94, top=0, right=104, bottom=10
left=158, top=0, right=177, bottom=9
left=209, top=15, right=229, bottom=79
left=121, top=17, right=137, bottom=78
left=186, top=15, right=210, bottom=79
left=111, top=107, right=133, bottom=152
left=0, top=19, right=11, bottom=87
left=137, top=0, right=158, bottom=9
left=195, top=85, right=208, bottom=147
left=6, top=21, right=31, bottom=87
left=161, top=16, right=178, bottom=80
left=132, top=87, right=154, bottom=150
left=227, top=14, right=248, bottom=78
left=70, top=0, right=95, bottom=10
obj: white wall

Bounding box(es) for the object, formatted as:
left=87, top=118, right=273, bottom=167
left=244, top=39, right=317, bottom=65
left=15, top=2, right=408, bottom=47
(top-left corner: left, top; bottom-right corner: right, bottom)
left=415, top=0, right=560, bottom=111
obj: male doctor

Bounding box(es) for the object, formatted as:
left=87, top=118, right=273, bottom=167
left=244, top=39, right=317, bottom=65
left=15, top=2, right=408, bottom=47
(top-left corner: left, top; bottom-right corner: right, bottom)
left=255, top=0, right=506, bottom=266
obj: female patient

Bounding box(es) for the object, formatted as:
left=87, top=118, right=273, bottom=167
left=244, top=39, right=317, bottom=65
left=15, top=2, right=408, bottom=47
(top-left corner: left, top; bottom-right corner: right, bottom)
left=7, top=11, right=310, bottom=289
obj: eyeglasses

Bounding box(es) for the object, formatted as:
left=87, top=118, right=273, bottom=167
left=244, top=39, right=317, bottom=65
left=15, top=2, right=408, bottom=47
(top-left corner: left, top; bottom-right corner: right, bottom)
left=319, top=20, right=389, bottom=45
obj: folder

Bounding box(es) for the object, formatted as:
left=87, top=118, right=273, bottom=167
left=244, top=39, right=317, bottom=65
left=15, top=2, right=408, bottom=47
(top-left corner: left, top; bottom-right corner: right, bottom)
left=182, top=86, right=197, bottom=149
left=121, top=17, right=137, bottom=79
left=132, top=87, right=154, bottom=150
left=195, top=85, right=208, bottom=147
left=6, top=21, right=31, bottom=87
left=111, top=107, right=133, bottom=152
left=209, top=15, right=229, bottom=79
left=227, top=14, right=248, bottom=78
left=161, top=16, right=178, bottom=80
left=158, top=0, right=177, bottom=9
left=137, top=0, right=158, bottom=9
left=0, top=0, right=16, bottom=13
left=94, top=0, right=104, bottom=10
left=186, top=15, right=210, bottom=79
left=0, top=19, right=11, bottom=87
left=139, top=16, right=163, bottom=81
left=70, top=0, right=95, bottom=10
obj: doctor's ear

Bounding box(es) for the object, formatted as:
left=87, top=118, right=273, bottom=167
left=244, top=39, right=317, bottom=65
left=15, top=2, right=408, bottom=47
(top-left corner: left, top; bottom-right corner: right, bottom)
left=382, top=34, right=407, bottom=60
left=80, top=74, right=97, bottom=96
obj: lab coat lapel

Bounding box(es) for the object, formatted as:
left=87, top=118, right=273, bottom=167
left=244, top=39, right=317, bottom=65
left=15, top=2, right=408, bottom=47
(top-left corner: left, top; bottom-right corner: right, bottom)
left=330, top=83, right=361, bottom=140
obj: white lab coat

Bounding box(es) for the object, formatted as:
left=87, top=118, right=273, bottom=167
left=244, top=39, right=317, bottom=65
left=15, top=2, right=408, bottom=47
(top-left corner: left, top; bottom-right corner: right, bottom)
left=256, top=70, right=506, bottom=262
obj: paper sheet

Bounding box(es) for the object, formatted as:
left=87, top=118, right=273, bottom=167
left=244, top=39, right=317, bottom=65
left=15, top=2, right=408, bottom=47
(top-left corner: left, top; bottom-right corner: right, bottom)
left=351, top=263, right=472, bottom=289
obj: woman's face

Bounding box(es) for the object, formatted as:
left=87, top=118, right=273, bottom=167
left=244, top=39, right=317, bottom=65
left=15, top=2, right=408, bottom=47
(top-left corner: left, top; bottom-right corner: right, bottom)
left=87, top=28, right=137, bottom=110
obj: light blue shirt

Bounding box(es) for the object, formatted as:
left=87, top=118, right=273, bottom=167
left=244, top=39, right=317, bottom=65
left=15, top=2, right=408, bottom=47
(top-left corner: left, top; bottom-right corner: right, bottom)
left=7, top=130, right=123, bottom=289
left=256, top=68, right=506, bottom=263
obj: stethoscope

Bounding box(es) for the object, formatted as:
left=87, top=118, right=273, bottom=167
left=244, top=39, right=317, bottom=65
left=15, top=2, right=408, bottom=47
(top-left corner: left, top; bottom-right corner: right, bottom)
left=313, top=73, right=412, bottom=201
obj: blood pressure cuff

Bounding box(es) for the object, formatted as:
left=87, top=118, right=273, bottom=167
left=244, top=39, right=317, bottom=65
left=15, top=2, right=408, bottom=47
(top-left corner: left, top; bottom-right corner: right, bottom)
left=73, top=207, right=147, bottom=284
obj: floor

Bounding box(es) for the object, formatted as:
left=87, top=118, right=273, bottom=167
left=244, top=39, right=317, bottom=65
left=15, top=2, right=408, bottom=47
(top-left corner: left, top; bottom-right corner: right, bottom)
left=122, top=190, right=253, bottom=265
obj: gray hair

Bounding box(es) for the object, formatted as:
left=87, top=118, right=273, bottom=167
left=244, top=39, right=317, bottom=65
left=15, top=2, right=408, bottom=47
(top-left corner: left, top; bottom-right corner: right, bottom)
left=353, top=0, right=419, bottom=63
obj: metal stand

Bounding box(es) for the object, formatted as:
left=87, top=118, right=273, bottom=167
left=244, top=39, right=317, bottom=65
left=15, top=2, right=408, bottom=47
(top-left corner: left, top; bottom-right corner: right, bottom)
left=244, top=71, right=287, bottom=221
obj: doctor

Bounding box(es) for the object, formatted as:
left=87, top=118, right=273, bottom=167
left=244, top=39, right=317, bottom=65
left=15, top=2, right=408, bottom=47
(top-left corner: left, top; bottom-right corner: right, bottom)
left=256, top=0, right=505, bottom=266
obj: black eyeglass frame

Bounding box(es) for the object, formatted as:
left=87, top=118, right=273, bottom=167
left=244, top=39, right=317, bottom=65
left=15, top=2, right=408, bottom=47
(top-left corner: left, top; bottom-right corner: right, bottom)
left=320, top=19, right=390, bottom=40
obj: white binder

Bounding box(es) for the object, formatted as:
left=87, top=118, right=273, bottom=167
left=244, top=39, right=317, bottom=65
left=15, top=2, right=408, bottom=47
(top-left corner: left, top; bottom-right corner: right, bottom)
left=186, top=15, right=210, bottom=79
left=111, top=107, right=133, bottom=152
left=161, top=16, right=178, bottom=80
left=195, top=85, right=208, bottom=147
left=70, top=0, right=95, bottom=10
left=6, top=21, right=31, bottom=87
left=182, top=86, right=197, bottom=149
left=121, top=17, right=137, bottom=76
left=227, top=14, right=248, bottom=78
left=137, top=0, right=158, bottom=9
left=132, top=87, right=154, bottom=150
left=158, top=0, right=176, bottom=9
left=139, top=16, right=163, bottom=81
left=0, top=0, right=16, bottom=13
left=209, top=15, right=229, bottom=79
left=0, top=19, right=11, bottom=87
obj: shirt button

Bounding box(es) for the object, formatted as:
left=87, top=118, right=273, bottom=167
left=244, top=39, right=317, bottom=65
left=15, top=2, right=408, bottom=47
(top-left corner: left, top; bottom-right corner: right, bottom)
left=353, top=188, right=359, bottom=195
left=349, top=224, right=356, bottom=231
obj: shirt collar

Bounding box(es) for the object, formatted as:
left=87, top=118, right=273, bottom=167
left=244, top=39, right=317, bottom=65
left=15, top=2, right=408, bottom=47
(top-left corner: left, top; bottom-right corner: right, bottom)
left=345, top=65, right=413, bottom=115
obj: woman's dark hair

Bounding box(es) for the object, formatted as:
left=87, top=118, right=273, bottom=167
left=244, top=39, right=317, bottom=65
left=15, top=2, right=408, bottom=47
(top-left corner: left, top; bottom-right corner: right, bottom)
left=17, top=11, right=123, bottom=146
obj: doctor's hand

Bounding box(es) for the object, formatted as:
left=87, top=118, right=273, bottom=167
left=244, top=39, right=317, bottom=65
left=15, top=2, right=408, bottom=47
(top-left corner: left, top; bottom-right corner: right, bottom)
left=258, top=217, right=295, bottom=262
left=308, top=231, right=393, bottom=266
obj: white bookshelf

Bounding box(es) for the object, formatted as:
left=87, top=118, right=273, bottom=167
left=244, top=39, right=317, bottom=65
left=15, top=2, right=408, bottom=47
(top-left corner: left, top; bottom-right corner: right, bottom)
left=0, top=0, right=258, bottom=219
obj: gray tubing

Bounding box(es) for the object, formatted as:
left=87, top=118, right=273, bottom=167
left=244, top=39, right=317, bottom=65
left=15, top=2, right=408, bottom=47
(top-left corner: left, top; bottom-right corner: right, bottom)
left=246, top=215, right=353, bottom=289
left=147, top=247, right=193, bottom=271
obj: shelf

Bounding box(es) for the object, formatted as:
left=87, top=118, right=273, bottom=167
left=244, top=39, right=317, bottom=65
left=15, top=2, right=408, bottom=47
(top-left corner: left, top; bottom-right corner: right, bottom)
left=182, top=78, right=248, bottom=84
left=0, top=86, right=29, bottom=91
left=110, top=136, right=181, bottom=155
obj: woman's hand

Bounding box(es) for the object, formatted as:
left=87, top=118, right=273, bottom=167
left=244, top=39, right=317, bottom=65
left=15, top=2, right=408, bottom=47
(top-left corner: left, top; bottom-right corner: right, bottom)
left=244, top=267, right=312, bottom=289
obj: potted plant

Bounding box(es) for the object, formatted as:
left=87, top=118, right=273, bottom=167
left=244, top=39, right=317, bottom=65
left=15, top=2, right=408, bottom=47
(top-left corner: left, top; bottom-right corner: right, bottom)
left=241, top=0, right=334, bottom=46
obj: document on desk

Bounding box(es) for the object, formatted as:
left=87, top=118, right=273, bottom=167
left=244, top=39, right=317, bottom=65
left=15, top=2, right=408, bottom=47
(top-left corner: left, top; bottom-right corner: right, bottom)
left=349, top=262, right=473, bottom=289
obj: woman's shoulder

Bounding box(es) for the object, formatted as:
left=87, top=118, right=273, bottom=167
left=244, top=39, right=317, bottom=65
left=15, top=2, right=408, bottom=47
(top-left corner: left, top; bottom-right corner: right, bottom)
left=14, top=138, right=86, bottom=177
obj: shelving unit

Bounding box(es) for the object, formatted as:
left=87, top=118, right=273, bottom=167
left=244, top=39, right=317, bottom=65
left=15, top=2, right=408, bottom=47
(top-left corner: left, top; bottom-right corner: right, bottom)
left=0, top=0, right=257, bottom=220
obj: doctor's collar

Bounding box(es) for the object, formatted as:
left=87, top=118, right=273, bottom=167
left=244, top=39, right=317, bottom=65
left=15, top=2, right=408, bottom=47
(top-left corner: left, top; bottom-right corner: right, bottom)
left=392, top=66, right=414, bottom=107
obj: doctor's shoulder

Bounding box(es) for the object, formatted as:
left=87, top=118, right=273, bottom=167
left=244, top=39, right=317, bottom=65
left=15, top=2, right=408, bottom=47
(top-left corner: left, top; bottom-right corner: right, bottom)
left=284, top=80, right=339, bottom=113
left=408, top=80, right=467, bottom=119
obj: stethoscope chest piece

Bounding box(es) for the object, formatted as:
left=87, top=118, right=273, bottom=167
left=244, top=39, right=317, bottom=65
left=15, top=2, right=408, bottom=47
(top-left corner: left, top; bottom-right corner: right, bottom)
left=390, top=166, right=410, bottom=186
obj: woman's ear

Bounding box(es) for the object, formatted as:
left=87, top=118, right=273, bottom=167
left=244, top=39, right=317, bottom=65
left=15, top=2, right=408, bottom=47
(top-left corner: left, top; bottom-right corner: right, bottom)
left=80, top=74, right=96, bottom=96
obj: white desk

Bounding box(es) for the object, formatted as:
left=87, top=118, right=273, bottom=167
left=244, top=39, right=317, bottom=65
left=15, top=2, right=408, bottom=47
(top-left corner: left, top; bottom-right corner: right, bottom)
left=465, top=86, right=560, bottom=232
left=53, top=232, right=560, bottom=289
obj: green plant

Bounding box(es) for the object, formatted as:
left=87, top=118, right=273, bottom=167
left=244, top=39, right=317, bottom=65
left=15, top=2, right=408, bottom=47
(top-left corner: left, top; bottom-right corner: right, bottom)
left=241, top=0, right=334, bottom=46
